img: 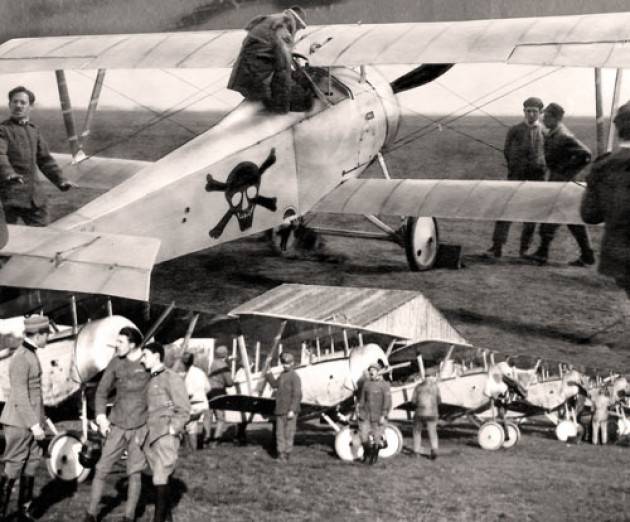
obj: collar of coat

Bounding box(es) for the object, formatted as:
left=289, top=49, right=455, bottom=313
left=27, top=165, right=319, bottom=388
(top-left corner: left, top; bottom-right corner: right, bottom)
left=150, top=365, right=165, bottom=378
left=23, top=337, right=39, bottom=351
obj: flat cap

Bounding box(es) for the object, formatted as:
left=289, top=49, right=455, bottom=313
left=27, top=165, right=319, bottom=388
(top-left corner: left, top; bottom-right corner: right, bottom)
left=543, top=102, right=564, bottom=118
left=614, top=101, right=630, bottom=128
left=24, top=315, right=49, bottom=334
left=280, top=352, right=295, bottom=364
left=215, top=345, right=228, bottom=358
left=523, top=97, right=544, bottom=110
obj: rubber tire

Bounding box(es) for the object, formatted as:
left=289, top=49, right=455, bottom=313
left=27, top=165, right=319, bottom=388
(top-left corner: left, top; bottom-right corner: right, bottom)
left=555, top=420, right=578, bottom=442
left=478, top=421, right=505, bottom=450
left=404, top=217, right=439, bottom=271
left=502, top=422, right=520, bottom=449
left=46, top=431, right=91, bottom=483
left=334, top=426, right=364, bottom=462
left=379, top=424, right=404, bottom=459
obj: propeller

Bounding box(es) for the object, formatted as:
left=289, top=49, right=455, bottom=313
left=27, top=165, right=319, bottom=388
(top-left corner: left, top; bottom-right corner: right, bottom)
left=391, top=63, right=454, bottom=94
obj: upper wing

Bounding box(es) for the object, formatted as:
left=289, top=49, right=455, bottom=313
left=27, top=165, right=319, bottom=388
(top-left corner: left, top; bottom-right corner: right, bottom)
left=313, top=179, right=586, bottom=225
left=1, top=12, right=630, bottom=72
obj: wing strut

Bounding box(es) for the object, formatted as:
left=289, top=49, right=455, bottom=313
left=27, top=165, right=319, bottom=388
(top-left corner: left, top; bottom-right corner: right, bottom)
left=81, top=69, right=106, bottom=150
left=607, top=69, right=624, bottom=152
left=55, top=70, right=85, bottom=163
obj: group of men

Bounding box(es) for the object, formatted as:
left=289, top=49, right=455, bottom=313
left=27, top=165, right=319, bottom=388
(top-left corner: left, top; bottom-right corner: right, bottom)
left=488, top=96, right=594, bottom=266
left=0, top=319, right=191, bottom=522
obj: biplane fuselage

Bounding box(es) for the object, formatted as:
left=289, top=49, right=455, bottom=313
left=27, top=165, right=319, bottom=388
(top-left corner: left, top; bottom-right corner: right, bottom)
left=54, top=66, right=399, bottom=263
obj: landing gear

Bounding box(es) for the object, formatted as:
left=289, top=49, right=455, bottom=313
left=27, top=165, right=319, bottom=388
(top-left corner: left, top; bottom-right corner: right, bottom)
left=46, top=432, right=91, bottom=483
left=404, top=217, right=439, bottom=271
left=502, top=422, right=521, bottom=448
left=478, top=420, right=504, bottom=450
left=333, top=424, right=403, bottom=461
left=269, top=217, right=323, bottom=258
left=555, top=420, right=578, bottom=442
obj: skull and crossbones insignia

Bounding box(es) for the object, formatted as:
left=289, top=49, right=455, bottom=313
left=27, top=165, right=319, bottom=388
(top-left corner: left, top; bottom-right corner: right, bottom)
left=205, top=148, right=278, bottom=239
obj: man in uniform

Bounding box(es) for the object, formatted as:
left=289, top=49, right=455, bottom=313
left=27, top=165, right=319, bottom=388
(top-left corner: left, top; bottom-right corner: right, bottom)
left=0, top=86, right=76, bottom=226
left=207, top=345, right=234, bottom=446
left=227, top=7, right=312, bottom=113
left=265, top=352, right=302, bottom=462
left=581, top=101, right=630, bottom=348
left=0, top=315, right=49, bottom=521
left=140, top=342, right=190, bottom=522
left=84, top=326, right=148, bottom=522
left=529, top=102, right=594, bottom=266
left=487, top=97, right=546, bottom=258
left=181, top=352, right=211, bottom=450
left=357, top=363, right=391, bottom=465
left=412, top=376, right=441, bottom=460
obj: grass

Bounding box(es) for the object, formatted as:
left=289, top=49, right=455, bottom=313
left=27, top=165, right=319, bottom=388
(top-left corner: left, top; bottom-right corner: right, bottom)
left=18, top=108, right=630, bottom=521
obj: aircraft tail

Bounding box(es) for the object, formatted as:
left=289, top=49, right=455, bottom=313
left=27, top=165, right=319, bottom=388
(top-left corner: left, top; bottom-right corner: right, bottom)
left=0, top=225, right=160, bottom=301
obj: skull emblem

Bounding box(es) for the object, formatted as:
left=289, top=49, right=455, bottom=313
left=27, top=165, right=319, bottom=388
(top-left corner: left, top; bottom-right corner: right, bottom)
left=205, top=148, right=278, bottom=238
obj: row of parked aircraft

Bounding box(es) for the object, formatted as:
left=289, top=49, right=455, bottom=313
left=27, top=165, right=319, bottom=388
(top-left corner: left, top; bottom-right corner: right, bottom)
left=0, top=286, right=626, bottom=481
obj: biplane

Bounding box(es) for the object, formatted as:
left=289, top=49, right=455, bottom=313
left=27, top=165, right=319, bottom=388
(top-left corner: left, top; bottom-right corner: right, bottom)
left=0, top=11, right=627, bottom=300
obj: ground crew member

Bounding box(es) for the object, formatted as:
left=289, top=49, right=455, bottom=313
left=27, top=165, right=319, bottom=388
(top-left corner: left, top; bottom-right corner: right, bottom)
left=265, top=352, right=302, bottom=462
left=487, top=97, right=546, bottom=258
left=181, top=352, right=211, bottom=450
left=0, top=86, right=76, bottom=226
left=412, top=377, right=441, bottom=460
left=581, top=101, right=630, bottom=348
left=208, top=345, right=234, bottom=446
left=591, top=389, right=611, bottom=445
left=358, top=363, right=391, bottom=464
left=0, top=315, right=49, bottom=521
left=483, top=365, right=512, bottom=443
left=84, top=326, right=148, bottom=522
left=140, top=342, right=190, bottom=522
left=530, top=102, right=594, bottom=266
left=227, top=6, right=311, bottom=113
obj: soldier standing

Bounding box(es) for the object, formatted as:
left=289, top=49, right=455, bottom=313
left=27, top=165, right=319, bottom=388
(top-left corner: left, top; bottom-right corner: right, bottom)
left=181, top=352, right=211, bottom=450
left=84, top=326, right=148, bottom=522
left=358, top=364, right=392, bottom=464
left=0, top=86, right=75, bottom=226
left=412, top=377, right=441, bottom=460
left=265, top=352, right=302, bottom=462
left=0, top=315, right=49, bottom=521
left=530, top=102, right=594, bottom=266
left=581, top=101, right=630, bottom=348
left=140, top=342, right=190, bottom=522
left=207, top=345, right=234, bottom=446
left=487, top=97, right=546, bottom=258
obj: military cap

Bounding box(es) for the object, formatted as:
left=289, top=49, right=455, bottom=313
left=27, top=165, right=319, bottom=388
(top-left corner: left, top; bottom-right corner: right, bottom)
left=215, top=345, right=229, bottom=358
left=24, top=315, right=49, bottom=334
left=286, top=6, right=307, bottom=29
left=181, top=352, right=194, bottom=366
left=523, top=97, right=544, bottom=110
left=280, top=352, right=295, bottom=364
left=614, top=101, right=630, bottom=128
left=543, top=102, right=564, bottom=118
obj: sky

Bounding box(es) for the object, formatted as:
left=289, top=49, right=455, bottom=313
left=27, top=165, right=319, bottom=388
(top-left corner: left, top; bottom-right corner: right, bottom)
left=0, top=64, right=626, bottom=123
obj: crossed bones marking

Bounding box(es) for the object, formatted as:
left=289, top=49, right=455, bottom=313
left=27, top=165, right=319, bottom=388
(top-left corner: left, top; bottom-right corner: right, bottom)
left=205, top=148, right=278, bottom=239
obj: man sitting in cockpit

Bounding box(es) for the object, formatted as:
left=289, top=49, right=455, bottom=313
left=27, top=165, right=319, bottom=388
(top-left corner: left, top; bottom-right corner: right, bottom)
left=227, top=6, right=313, bottom=113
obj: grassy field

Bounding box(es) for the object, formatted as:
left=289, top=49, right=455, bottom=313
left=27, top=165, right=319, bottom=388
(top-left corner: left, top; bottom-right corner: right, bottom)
left=18, top=107, right=630, bottom=521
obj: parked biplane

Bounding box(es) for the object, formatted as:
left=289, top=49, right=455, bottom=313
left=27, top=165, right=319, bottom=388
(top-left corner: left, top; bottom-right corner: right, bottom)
left=0, top=12, right=626, bottom=299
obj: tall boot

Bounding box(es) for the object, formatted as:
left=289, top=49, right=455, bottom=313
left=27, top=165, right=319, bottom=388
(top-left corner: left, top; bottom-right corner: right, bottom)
left=530, top=239, right=550, bottom=264
left=17, top=475, right=35, bottom=522
left=369, top=443, right=379, bottom=465
left=0, top=476, right=16, bottom=520
left=153, top=484, right=173, bottom=522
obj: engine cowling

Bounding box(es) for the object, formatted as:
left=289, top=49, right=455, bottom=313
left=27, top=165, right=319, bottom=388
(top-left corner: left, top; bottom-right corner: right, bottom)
left=73, top=315, right=137, bottom=383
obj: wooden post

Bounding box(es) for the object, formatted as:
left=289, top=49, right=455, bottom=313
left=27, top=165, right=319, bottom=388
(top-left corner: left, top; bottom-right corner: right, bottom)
left=595, top=68, right=606, bottom=156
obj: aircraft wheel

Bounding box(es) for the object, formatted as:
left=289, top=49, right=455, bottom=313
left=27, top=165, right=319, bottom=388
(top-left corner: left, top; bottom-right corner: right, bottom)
left=379, top=424, right=404, bottom=459
left=555, top=420, right=578, bottom=442
left=46, top=432, right=91, bottom=483
left=478, top=421, right=505, bottom=450
left=502, top=422, right=520, bottom=449
left=404, top=217, right=439, bottom=271
left=334, top=426, right=364, bottom=462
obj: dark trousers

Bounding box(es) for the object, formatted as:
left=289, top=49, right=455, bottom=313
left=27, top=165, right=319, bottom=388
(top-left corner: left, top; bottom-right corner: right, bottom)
left=4, top=204, right=48, bottom=226
left=492, top=221, right=536, bottom=251
left=538, top=223, right=592, bottom=254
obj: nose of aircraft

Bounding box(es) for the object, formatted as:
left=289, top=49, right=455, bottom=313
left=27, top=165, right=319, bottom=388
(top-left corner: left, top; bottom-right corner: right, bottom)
left=349, top=343, right=388, bottom=388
